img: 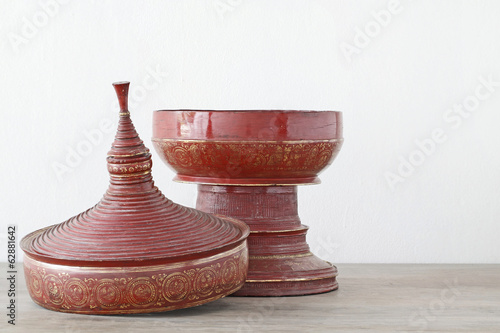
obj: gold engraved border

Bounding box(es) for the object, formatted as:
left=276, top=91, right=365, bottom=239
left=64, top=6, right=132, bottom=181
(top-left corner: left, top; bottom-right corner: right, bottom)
left=151, top=139, right=342, bottom=172
left=107, top=161, right=152, bottom=174
left=23, top=244, right=248, bottom=314
left=246, top=275, right=337, bottom=283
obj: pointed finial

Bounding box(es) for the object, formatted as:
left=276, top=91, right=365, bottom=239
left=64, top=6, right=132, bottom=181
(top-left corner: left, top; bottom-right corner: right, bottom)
left=113, top=81, right=130, bottom=111
left=107, top=81, right=152, bottom=178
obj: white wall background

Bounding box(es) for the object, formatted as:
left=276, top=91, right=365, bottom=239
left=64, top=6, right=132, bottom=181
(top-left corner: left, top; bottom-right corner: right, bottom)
left=1, top=0, right=499, bottom=263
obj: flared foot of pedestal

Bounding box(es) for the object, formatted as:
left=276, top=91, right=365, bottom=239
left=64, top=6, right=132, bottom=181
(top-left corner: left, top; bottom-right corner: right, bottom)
left=233, top=252, right=338, bottom=296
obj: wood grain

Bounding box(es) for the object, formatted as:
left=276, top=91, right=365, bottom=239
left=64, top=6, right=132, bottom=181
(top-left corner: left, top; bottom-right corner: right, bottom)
left=3, top=264, right=499, bottom=332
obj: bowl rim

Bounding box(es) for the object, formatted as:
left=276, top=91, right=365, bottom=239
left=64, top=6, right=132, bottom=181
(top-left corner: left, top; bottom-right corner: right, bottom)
left=154, top=109, right=342, bottom=114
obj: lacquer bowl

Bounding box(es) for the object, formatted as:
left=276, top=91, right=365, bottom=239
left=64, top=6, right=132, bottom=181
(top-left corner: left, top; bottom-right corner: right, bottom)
left=152, top=110, right=342, bottom=185
left=152, top=110, right=343, bottom=296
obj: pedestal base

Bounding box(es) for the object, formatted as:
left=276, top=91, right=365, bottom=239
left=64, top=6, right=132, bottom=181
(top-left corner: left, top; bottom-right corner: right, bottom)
left=196, top=185, right=338, bottom=296
left=237, top=252, right=338, bottom=296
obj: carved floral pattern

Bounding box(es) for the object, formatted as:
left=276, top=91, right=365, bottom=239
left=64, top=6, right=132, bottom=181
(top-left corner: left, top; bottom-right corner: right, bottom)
left=24, top=247, right=248, bottom=314
left=152, top=140, right=342, bottom=178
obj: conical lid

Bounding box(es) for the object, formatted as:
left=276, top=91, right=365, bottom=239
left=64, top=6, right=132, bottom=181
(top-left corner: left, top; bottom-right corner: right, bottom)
left=21, top=82, right=249, bottom=266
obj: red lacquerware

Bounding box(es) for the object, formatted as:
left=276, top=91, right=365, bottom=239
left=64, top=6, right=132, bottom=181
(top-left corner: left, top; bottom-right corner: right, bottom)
left=152, top=110, right=343, bottom=296
left=21, top=83, right=249, bottom=314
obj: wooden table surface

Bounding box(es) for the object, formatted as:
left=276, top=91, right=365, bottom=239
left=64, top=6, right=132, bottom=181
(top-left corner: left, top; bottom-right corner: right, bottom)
left=2, top=264, right=499, bottom=332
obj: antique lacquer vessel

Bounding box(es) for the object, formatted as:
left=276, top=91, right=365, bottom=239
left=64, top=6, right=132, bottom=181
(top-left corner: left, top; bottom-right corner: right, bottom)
left=152, top=110, right=343, bottom=296
left=21, top=83, right=250, bottom=314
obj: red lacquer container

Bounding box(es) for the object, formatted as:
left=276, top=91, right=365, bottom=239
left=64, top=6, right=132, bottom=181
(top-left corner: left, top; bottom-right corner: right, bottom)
left=21, top=83, right=250, bottom=314
left=152, top=110, right=343, bottom=296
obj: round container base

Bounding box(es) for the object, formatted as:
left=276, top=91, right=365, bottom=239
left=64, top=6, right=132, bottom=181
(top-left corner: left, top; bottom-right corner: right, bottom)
left=23, top=243, right=248, bottom=315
